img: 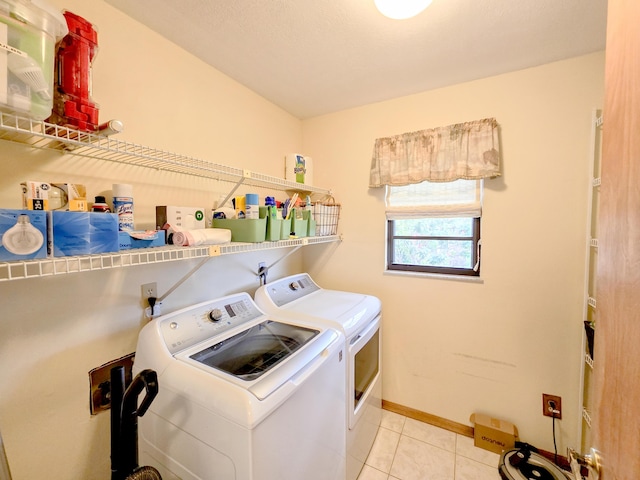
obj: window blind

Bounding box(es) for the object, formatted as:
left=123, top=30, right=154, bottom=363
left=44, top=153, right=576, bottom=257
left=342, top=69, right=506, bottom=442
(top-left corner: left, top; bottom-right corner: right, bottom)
left=385, top=179, right=482, bottom=219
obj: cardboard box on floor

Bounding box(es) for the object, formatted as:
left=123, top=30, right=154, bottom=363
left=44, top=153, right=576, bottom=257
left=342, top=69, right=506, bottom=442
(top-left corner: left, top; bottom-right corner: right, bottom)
left=470, top=413, right=518, bottom=454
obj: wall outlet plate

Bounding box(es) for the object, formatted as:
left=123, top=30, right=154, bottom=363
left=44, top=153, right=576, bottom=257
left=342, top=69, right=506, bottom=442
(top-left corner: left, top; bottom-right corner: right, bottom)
left=542, top=393, right=562, bottom=419
left=141, top=282, right=157, bottom=300
left=88, top=353, right=135, bottom=415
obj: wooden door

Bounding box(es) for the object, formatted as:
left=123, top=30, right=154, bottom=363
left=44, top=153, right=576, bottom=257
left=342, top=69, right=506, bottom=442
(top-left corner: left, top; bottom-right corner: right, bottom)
left=593, top=0, right=640, bottom=478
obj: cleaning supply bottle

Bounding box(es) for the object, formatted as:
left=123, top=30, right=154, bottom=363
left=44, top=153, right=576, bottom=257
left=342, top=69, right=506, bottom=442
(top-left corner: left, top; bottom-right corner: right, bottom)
left=112, top=184, right=134, bottom=231
left=91, top=195, right=111, bottom=212
left=304, top=195, right=313, bottom=220
left=245, top=193, right=259, bottom=219
left=265, top=196, right=277, bottom=220
left=234, top=195, right=246, bottom=219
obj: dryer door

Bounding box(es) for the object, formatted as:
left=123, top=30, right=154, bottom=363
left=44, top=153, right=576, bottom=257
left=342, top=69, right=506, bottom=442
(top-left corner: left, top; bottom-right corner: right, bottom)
left=349, top=315, right=381, bottom=429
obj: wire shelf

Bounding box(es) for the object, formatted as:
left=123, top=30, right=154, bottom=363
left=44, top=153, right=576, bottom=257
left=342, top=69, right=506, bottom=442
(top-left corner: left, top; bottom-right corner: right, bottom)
left=218, top=235, right=339, bottom=254
left=0, top=112, right=331, bottom=194
left=582, top=407, right=592, bottom=428
left=585, top=352, right=594, bottom=369
left=0, top=236, right=340, bottom=282
left=0, top=112, right=340, bottom=281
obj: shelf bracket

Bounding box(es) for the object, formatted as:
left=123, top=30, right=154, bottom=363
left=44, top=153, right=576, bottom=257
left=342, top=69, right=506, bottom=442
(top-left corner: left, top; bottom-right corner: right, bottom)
left=219, top=175, right=247, bottom=208
left=155, top=256, right=212, bottom=306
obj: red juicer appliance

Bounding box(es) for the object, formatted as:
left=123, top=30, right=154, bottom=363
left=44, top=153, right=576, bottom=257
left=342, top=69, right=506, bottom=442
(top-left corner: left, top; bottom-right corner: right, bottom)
left=49, top=11, right=99, bottom=131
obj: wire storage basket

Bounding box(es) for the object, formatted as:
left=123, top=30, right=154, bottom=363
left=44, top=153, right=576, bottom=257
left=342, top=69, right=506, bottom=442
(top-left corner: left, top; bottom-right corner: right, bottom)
left=313, top=197, right=341, bottom=236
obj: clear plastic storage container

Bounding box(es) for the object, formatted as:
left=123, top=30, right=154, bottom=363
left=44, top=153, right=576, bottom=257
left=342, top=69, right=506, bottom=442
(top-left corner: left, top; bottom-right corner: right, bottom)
left=0, top=0, right=67, bottom=120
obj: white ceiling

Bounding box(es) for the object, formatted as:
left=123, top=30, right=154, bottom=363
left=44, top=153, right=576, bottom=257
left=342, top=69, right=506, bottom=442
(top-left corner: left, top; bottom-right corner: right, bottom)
left=104, top=0, right=607, bottom=119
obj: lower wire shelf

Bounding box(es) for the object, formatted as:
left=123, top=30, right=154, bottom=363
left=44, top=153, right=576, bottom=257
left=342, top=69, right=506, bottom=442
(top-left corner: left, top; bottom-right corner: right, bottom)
left=0, top=235, right=340, bottom=282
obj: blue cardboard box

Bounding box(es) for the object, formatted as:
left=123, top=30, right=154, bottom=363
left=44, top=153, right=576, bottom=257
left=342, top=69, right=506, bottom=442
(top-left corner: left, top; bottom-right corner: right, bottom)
left=119, top=231, right=166, bottom=250
left=50, top=211, right=119, bottom=256
left=89, top=213, right=119, bottom=254
left=0, top=209, right=47, bottom=261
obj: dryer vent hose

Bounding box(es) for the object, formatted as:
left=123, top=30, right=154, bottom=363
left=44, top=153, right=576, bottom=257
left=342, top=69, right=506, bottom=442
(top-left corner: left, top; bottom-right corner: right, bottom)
left=124, top=466, right=162, bottom=480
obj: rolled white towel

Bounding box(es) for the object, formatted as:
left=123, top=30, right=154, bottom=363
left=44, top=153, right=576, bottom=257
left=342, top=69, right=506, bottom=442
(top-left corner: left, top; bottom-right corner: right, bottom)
left=173, top=228, right=231, bottom=246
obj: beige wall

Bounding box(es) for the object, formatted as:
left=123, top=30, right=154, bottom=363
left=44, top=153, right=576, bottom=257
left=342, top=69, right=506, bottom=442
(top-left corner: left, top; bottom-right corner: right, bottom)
left=0, top=0, right=605, bottom=477
left=0, top=1, right=306, bottom=479
left=302, top=51, right=605, bottom=454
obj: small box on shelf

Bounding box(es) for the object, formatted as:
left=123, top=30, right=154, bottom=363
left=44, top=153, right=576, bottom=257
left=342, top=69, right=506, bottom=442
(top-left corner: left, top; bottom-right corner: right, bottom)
left=119, top=231, right=166, bottom=250
left=0, top=209, right=47, bottom=261
left=49, top=211, right=119, bottom=256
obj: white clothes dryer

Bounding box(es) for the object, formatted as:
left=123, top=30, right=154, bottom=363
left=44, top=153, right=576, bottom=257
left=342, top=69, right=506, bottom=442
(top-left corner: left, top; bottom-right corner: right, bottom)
left=255, top=273, right=382, bottom=480
left=134, top=292, right=346, bottom=480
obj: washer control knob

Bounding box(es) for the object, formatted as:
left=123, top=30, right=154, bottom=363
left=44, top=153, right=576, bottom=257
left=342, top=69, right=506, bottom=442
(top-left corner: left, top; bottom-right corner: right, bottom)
left=289, top=282, right=299, bottom=291
left=208, top=308, right=223, bottom=322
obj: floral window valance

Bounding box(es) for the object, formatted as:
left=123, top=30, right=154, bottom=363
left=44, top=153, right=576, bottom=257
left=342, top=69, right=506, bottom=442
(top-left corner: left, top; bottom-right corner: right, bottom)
left=369, top=118, right=501, bottom=188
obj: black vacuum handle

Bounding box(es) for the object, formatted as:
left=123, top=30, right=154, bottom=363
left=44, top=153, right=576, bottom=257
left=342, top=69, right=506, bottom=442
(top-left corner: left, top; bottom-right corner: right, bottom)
left=117, top=369, right=159, bottom=480
left=123, top=369, right=159, bottom=417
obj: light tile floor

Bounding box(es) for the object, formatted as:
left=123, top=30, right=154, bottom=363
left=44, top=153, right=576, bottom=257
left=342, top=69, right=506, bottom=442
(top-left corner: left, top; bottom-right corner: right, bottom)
left=357, top=410, right=502, bottom=480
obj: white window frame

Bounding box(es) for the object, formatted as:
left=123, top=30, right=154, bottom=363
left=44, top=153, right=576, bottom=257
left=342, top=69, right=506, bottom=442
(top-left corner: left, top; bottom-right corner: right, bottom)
left=385, top=179, right=483, bottom=276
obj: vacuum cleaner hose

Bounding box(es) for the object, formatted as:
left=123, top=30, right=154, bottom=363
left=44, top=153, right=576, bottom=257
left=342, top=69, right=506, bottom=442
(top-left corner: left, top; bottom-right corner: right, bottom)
left=124, top=465, right=162, bottom=480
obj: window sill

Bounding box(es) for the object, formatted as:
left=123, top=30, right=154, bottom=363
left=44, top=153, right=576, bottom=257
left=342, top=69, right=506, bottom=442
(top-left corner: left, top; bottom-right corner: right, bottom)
left=383, top=269, right=484, bottom=284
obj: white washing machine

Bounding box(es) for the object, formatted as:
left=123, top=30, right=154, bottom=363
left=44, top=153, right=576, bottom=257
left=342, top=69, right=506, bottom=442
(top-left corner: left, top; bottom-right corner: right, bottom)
left=133, top=292, right=346, bottom=480
left=255, top=273, right=382, bottom=480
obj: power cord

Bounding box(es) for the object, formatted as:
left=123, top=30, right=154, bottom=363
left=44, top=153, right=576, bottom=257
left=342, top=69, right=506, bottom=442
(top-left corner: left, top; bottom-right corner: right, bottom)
left=148, top=297, right=157, bottom=317
left=552, top=414, right=558, bottom=465
left=258, top=264, right=268, bottom=285
left=550, top=400, right=559, bottom=465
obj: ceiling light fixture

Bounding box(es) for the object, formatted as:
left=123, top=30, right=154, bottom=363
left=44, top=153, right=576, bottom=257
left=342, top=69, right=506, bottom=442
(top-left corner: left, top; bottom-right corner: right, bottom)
left=374, top=0, right=432, bottom=20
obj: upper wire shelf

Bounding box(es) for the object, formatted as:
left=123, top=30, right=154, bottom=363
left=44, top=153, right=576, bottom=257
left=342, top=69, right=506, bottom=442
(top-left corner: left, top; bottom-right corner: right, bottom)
left=0, top=112, right=341, bottom=282
left=0, top=112, right=331, bottom=195
left=0, top=235, right=341, bottom=282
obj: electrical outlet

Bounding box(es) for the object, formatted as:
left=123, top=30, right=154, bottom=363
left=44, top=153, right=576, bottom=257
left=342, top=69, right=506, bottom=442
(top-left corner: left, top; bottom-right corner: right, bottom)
left=542, top=393, right=562, bottom=419
left=141, top=282, right=157, bottom=300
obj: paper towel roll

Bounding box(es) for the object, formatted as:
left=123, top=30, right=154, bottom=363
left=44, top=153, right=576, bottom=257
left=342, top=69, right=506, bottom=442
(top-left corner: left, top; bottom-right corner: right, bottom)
left=172, top=228, right=231, bottom=247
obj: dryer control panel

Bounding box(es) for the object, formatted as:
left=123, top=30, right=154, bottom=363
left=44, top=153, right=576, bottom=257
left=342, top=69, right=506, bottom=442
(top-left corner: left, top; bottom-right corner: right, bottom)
left=158, top=292, right=265, bottom=354
left=263, top=273, right=321, bottom=306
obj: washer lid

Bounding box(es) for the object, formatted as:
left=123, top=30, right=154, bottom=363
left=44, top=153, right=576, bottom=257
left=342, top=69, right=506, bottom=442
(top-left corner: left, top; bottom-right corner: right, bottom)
left=255, top=273, right=381, bottom=337
left=189, top=319, right=319, bottom=381
left=499, top=449, right=570, bottom=480
left=179, top=326, right=338, bottom=401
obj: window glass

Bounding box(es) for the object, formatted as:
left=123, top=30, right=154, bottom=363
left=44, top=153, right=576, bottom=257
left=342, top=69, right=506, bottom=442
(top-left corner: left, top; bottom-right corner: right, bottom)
left=386, top=180, right=482, bottom=276
left=393, top=217, right=474, bottom=237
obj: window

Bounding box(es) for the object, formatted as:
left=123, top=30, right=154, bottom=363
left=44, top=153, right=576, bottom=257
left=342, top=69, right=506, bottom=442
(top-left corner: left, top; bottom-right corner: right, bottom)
left=385, top=180, right=482, bottom=276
